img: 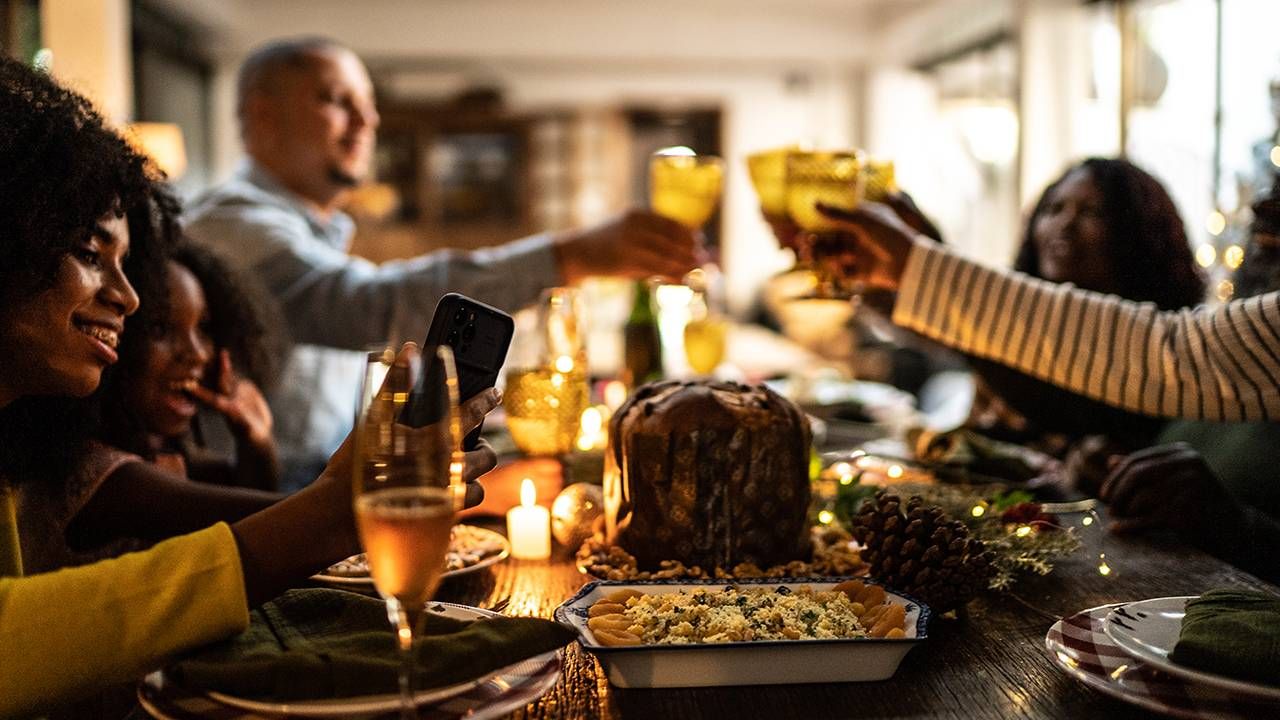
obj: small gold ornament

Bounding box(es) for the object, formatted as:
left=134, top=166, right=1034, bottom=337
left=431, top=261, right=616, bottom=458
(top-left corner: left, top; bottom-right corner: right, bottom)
left=551, top=482, right=605, bottom=548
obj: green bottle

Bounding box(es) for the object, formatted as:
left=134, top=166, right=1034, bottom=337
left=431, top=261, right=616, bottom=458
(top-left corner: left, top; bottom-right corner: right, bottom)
left=623, top=281, right=662, bottom=387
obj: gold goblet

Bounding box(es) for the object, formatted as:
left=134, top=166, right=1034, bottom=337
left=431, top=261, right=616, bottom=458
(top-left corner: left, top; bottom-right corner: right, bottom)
left=649, top=148, right=725, bottom=230
left=786, top=151, right=865, bottom=300
left=862, top=157, right=898, bottom=203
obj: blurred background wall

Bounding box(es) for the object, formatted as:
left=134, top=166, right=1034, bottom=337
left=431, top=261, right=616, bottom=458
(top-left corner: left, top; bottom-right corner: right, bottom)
left=6, top=0, right=1280, bottom=311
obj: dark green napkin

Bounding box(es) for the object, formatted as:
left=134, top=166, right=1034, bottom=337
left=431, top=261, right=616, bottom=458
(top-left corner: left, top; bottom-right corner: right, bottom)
left=910, top=428, right=1053, bottom=483
left=169, top=589, right=576, bottom=701
left=1169, top=589, right=1280, bottom=687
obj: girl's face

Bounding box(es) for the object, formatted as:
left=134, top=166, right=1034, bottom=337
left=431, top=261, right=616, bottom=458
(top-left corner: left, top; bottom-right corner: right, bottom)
left=0, top=212, right=138, bottom=403
left=129, top=261, right=214, bottom=439
left=1032, top=169, right=1117, bottom=293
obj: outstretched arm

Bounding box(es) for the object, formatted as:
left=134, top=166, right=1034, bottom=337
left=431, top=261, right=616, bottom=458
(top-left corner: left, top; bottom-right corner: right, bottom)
left=893, top=240, right=1280, bottom=421
left=817, top=202, right=1280, bottom=422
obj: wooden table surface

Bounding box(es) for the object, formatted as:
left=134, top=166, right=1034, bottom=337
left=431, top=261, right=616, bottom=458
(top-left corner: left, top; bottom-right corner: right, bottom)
left=434, top=518, right=1276, bottom=720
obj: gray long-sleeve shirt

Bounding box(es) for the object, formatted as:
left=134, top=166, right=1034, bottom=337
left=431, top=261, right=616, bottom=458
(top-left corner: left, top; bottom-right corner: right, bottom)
left=184, top=162, right=560, bottom=484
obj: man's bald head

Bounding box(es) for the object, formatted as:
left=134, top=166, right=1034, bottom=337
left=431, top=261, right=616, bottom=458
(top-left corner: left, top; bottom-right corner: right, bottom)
left=236, top=36, right=348, bottom=128
left=236, top=37, right=379, bottom=211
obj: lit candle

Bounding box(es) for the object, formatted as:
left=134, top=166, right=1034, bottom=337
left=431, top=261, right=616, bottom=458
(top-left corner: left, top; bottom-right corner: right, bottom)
left=507, top=478, right=551, bottom=560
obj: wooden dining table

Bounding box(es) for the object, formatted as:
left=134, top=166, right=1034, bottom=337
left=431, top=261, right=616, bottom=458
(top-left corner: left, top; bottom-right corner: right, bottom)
left=434, top=505, right=1277, bottom=720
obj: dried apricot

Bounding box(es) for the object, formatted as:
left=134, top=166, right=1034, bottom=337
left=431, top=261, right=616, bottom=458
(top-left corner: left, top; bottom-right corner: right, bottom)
left=593, top=628, right=642, bottom=647
left=833, top=580, right=865, bottom=601
left=589, top=602, right=628, bottom=617
left=855, top=584, right=886, bottom=608
left=604, top=589, right=645, bottom=604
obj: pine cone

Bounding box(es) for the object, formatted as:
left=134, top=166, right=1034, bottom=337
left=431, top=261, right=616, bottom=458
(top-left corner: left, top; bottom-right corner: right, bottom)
left=850, top=491, right=996, bottom=612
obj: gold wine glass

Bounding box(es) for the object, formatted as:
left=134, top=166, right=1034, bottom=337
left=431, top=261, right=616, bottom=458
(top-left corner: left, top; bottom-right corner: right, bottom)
left=649, top=148, right=725, bottom=230
left=862, top=157, right=898, bottom=203
left=353, top=345, right=464, bottom=719
left=786, top=151, right=866, bottom=299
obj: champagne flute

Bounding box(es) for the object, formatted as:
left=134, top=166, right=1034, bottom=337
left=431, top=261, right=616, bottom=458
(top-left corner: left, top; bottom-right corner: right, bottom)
left=682, top=268, right=729, bottom=375
left=353, top=345, right=464, bottom=719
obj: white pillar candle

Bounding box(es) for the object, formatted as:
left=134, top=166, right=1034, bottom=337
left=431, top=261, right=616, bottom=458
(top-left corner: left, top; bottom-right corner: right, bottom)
left=507, top=478, right=551, bottom=560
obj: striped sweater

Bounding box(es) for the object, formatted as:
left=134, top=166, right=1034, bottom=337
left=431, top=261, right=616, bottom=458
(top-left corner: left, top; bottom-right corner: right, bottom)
left=892, top=239, right=1280, bottom=422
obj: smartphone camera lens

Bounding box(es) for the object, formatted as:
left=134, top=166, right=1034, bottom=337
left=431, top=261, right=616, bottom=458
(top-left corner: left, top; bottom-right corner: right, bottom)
left=462, top=323, right=476, bottom=341
left=454, top=308, right=467, bottom=324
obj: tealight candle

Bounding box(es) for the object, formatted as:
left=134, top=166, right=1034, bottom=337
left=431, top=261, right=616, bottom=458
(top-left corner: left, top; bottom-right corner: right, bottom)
left=507, top=478, right=551, bottom=560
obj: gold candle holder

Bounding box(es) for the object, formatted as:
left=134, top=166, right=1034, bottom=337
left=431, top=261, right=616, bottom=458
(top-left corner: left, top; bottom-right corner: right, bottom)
left=505, top=366, right=590, bottom=457
left=504, top=287, right=590, bottom=457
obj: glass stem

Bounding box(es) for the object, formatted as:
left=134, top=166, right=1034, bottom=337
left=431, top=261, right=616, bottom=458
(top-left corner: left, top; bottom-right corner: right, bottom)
left=394, top=600, right=417, bottom=720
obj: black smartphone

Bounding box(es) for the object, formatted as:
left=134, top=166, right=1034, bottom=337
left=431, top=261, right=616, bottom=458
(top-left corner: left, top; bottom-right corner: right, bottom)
left=401, top=293, right=515, bottom=449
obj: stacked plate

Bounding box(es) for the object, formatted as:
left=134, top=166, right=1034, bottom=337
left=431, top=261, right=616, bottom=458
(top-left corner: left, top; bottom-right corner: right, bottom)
left=1045, top=597, right=1280, bottom=719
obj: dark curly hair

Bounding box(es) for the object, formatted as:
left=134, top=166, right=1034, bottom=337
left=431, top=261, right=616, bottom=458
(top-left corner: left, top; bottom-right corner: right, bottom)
left=96, top=237, right=283, bottom=458
left=0, top=57, right=174, bottom=488
left=1013, top=157, right=1206, bottom=310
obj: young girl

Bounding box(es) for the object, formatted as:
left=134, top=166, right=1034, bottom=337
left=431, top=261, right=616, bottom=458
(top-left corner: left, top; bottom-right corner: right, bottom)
left=100, top=241, right=283, bottom=491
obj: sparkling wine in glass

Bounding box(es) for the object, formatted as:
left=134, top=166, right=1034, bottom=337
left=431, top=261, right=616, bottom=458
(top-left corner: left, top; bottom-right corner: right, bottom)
left=353, top=345, right=463, bottom=719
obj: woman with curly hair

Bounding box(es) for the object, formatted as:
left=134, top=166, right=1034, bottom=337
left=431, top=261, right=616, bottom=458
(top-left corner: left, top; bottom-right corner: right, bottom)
left=0, top=57, right=495, bottom=717
left=966, top=158, right=1207, bottom=458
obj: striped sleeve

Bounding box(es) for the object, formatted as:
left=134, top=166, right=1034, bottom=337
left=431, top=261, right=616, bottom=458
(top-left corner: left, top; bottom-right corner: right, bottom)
left=892, top=239, right=1280, bottom=421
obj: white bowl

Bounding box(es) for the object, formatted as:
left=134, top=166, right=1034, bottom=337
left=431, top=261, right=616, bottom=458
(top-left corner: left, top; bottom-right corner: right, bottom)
left=554, top=577, right=930, bottom=688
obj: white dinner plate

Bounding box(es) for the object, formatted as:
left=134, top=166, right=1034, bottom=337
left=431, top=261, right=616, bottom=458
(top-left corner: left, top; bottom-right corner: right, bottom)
left=145, top=603, right=510, bottom=718
left=311, top=524, right=510, bottom=587
left=556, top=577, right=929, bottom=688
left=1046, top=603, right=1280, bottom=720
left=1103, top=596, right=1280, bottom=702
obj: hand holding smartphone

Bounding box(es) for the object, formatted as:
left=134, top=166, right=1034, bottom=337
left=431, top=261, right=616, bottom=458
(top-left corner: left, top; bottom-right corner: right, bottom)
left=400, top=293, right=514, bottom=449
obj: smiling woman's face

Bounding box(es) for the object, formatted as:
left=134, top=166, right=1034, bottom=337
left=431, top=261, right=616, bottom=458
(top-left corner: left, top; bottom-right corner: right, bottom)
left=1031, top=169, right=1120, bottom=293
left=0, top=212, right=139, bottom=403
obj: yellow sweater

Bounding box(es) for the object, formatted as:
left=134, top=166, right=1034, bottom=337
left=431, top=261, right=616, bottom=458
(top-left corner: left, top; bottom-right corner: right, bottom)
left=0, top=491, right=249, bottom=718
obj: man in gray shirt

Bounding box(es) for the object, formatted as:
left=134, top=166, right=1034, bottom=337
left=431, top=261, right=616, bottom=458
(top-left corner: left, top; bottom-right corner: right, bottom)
left=185, top=37, right=698, bottom=489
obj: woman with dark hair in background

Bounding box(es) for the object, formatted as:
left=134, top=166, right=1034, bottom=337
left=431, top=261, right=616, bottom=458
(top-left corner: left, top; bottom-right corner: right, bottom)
left=965, top=158, right=1206, bottom=464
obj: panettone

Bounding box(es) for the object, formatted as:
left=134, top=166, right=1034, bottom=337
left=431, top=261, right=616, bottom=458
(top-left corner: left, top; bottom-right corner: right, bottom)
left=605, top=380, right=812, bottom=571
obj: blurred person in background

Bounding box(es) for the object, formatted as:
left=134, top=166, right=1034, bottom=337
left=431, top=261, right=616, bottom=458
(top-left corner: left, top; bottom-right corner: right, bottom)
left=960, top=158, right=1205, bottom=459
left=808, top=195, right=1280, bottom=583
left=1095, top=178, right=1280, bottom=582
left=185, top=36, right=700, bottom=489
